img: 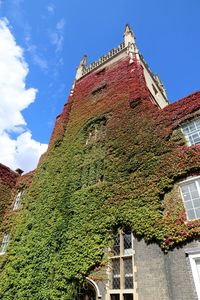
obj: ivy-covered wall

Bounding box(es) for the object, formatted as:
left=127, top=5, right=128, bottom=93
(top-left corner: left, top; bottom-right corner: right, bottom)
left=0, top=164, right=18, bottom=227
left=0, top=56, right=200, bottom=299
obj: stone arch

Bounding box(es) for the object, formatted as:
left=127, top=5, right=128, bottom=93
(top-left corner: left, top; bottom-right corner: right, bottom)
left=86, top=278, right=102, bottom=299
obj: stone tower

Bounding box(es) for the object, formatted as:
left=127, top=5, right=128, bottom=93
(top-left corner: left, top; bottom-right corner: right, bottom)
left=0, top=25, right=200, bottom=300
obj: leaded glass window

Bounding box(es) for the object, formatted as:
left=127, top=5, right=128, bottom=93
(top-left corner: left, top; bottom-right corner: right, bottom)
left=0, top=233, right=10, bottom=255
left=123, top=294, right=133, bottom=300
left=110, top=295, right=120, bottom=300
left=123, top=231, right=132, bottom=256
left=113, top=234, right=120, bottom=256
left=112, top=259, right=120, bottom=289
left=182, top=118, right=200, bottom=145
left=124, top=258, right=133, bottom=289
left=110, top=230, right=135, bottom=299
left=180, top=178, right=200, bottom=220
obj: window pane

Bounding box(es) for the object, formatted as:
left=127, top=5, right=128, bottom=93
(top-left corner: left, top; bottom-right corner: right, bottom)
left=182, top=192, right=191, bottom=201
left=195, top=208, right=200, bottom=219
left=189, top=182, right=197, bottom=192
left=193, top=199, right=200, bottom=208
left=192, top=133, right=200, bottom=144
left=113, top=235, right=120, bottom=256
left=187, top=209, right=196, bottom=220
left=185, top=201, right=193, bottom=210
left=182, top=126, right=189, bottom=134
left=124, top=232, right=132, bottom=250
left=124, top=258, right=133, bottom=289
left=191, top=189, right=199, bottom=199
left=196, top=119, right=200, bottom=129
left=124, top=231, right=132, bottom=255
left=188, top=123, right=196, bottom=132
left=112, top=259, right=120, bottom=289
left=111, top=295, right=120, bottom=300
left=124, top=294, right=133, bottom=300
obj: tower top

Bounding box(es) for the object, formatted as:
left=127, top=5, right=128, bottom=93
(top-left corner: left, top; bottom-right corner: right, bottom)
left=74, top=24, right=168, bottom=107
left=124, top=24, right=136, bottom=46
left=75, top=24, right=138, bottom=80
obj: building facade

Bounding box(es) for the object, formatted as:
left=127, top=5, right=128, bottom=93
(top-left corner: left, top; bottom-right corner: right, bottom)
left=0, top=25, right=200, bottom=300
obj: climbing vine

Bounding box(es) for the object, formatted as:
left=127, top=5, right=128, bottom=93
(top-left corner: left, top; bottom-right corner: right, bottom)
left=0, top=57, right=200, bottom=299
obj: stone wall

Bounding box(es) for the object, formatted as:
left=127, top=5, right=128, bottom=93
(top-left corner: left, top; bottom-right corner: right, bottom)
left=135, top=238, right=170, bottom=300
left=134, top=238, right=199, bottom=300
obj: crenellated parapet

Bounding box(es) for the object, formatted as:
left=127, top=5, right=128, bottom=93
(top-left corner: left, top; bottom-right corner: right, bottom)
left=82, top=41, right=126, bottom=76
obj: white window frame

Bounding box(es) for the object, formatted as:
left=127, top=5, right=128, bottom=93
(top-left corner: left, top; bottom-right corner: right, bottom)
left=13, top=190, right=23, bottom=211
left=0, top=233, right=10, bottom=255
left=181, top=117, right=200, bottom=146
left=180, top=176, right=200, bottom=220
left=188, top=251, right=200, bottom=300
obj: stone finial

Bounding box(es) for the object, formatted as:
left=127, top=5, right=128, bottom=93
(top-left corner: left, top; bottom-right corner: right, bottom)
left=127, top=42, right=140, bottom=64
left=124, top=24, right=135, bottom=46
left=76, top=55, right=87, bottom=80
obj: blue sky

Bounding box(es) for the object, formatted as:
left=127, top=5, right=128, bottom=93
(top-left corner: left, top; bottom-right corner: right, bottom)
left=0, top=0, right=200, bottom=172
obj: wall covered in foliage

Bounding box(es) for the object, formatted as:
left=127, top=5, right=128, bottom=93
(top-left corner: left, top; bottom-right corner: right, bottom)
left=0, top=164, right=18, bottom=228
left=0, top=56, right=200, bottom=299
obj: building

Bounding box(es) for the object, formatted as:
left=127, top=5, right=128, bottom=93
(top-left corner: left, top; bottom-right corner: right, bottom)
left=0, top=25, right=200, bottom=300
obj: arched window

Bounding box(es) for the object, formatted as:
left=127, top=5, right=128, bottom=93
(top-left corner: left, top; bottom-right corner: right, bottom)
left=85, top=117, right=107, bottom=146
left=78, top=279, right=102, bottom=300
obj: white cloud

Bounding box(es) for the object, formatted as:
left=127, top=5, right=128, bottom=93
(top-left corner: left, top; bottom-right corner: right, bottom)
left=13, top=132, right=48, bottom=172
left=49, top=18, right=65, bottom=54
left=47, top=4, right=55, bottom=14
left=0, top=18, right=48, bottom=173
left=56, top=18, right=65, bottom=30
left=32, top=52, right=48, bottom=71
left=25, top=31, right=48, bottom=72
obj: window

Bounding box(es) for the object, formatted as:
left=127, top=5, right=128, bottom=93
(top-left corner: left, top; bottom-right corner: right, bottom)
left=124, top=258, right=133, bottom=289
left=180, top=177, right=200, bottom=220
left=13, top=190, right=23, bottom=210
left=181, top=118, right=200, bottom=145
left=110, top=295, right=120, bottom=300
left=186, top=250, right=200, bottom=300
left=113, top=234, right=120, bottom=256
left=123, top=294, right=133, bottom=300
left=78, top=282, right=96, bottom=300
left=112, top=259, right=120, bottom=289
left=91, top=83, right=107, bottom=96
left=0, top=233, right=10, bottom=255
left=109, top=230, right=135, bottom=300
left=85, top=119, right=106, bottom=145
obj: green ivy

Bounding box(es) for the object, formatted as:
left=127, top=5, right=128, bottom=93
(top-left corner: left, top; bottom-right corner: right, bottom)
left=0, top=96, right=200, bottom=299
